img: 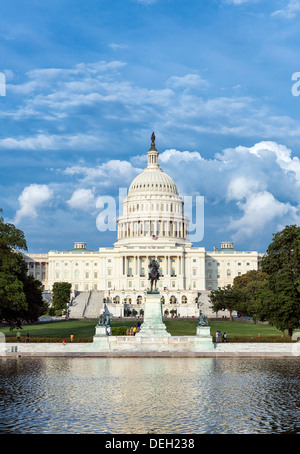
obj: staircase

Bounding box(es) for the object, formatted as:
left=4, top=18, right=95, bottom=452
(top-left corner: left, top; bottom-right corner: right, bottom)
left=83, top=291, right=104, bottom=319
left=69, top=291, right=104, bottom=319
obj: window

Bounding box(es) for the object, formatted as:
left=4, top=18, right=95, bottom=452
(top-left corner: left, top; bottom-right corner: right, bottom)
left=193, top=268, right=197, bottom=276
left=85, top=272, right=89, bottom=279
left=94, top=272, right=98, bottom=279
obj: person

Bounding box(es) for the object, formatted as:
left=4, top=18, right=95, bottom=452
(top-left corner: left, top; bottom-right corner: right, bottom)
left=25, top=333, right=30, bottom=343
left=216, top=331, right=219, bottom=343
left=62, top=338, right=66, bottom=345
left=218, top=331, right=222, bottom=343
left=223, top=332, right=227, bottom=342
left=133, top=326, right=137, bottom=336
left=16, top=331, right=21, bottom=343
left=70, top=333, right=74, bottom=342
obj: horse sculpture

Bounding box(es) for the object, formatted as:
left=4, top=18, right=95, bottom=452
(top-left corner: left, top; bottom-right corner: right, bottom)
left=148, top=259, right=160, bottom=293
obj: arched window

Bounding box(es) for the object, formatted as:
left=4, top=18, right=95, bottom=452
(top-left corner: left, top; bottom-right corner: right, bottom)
left=137, top=295, right=142, bottom=305
left=170, top=295, right=177, bottom=304
left=181, top=295, right=187, bottom=304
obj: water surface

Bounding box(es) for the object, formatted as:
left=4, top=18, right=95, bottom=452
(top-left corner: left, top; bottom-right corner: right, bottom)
left=0, top=357, right=299, bottom=434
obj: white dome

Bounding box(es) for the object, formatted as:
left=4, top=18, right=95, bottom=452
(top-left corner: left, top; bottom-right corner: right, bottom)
left=128, top=168, right=179, bottom=196
left=115, top=133, right=191, bottom=247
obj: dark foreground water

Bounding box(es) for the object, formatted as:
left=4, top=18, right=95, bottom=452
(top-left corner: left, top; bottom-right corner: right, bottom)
left=0, top=357, right=299, bottom=434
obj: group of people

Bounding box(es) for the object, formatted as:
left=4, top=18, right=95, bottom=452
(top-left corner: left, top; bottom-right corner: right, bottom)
left=216, top=331, right=227, bottom=343
left=127, top=321, right=141, bottom=336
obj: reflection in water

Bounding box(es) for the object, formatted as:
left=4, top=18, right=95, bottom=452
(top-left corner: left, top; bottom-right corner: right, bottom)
left=0, top=357, right=299, bottom=434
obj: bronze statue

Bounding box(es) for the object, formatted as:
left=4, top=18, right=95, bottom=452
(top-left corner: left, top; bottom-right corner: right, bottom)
left=151, top=132, right=155, bottom=144
left=98, top=313, right=110, bottom=326
left=148, top=258, right=160, bottom=293
left=198, top=310, right=209, bottom=326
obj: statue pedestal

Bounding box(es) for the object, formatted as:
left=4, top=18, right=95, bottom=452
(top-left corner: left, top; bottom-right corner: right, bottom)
left=94, top=325, right=109, bottom=337
left=194, top=325, right=214, bottom=351
left=136, top=293, right=170, bottom=337
left=196, top=325, right=212, bottom=339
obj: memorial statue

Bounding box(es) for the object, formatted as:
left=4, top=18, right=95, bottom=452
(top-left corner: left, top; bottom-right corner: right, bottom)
left=148, top=258, right=160, bottom=293
left=198, top=310, right=209, bottom=326
left=98, top=313, right=111, bottom=326
left=151, top=132, right=155, bottom=144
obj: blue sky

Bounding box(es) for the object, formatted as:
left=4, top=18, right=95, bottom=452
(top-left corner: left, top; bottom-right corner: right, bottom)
left=0, top=0, right=300, bottom=253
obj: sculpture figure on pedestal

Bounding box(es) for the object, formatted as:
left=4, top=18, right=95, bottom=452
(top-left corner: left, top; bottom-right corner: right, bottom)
left=198, top=310, right=209, bottom=326
left=98, top=313, right=111, bottom=327
left=148, top=259, right=160, bottom=293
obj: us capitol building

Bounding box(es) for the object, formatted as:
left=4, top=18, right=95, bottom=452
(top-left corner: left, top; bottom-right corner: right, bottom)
left=24, top=134, right=263, bottom=318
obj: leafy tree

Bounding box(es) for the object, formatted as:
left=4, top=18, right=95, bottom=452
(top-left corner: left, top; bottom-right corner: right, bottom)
left=259, top=225, right=300, bottom=337
left=0, top=209, right=46, bottom=327
left=209, top=285, right=243, bottom=320
left=233, top=270, right=269, bottom=320
left=52, top=282, right=72, bottom=315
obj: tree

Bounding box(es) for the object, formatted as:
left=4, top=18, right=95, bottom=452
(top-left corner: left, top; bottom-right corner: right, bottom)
left=52, top=282, right=71, bottom=315
left=209, top=285, right=243, bottom=320
left=259, top=225, right=300, bottom=337
left=0, top=209, right=46, bottom=327
left=233, top=270, right=269, bottom=320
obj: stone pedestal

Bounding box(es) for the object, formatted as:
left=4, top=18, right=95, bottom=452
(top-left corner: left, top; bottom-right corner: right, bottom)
left=194, top=325, right=214, bottom=351
left=136, top=292, right=170, bottom=337
left=94, top=325, right=109, bottom=338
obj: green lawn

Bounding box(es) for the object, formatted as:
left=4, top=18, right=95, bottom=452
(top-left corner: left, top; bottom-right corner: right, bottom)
left=0, top=318, right=291, bottom=342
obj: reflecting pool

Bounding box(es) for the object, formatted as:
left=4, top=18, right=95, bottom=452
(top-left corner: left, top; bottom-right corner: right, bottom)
left=0, top=357, right=299, bottom=434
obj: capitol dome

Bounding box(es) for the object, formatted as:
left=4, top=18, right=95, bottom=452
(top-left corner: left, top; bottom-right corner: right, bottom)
left=128, top=140, right=179, bottom=196
left=115, top=133, right=190, bottom=247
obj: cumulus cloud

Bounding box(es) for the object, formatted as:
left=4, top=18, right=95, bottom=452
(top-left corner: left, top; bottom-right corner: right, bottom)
left=67, top=188, right=96, bottom=211
left=14, top=184, right=53, bottom=224
left=129, top=141, right=300, bottom=246
left=228, top=191, right=298, bottom=242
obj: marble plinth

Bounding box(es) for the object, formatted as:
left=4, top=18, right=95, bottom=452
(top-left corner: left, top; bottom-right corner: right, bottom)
left=136, top=292, right=170, bottom=337
left=194, top=325, right=214, bottom=351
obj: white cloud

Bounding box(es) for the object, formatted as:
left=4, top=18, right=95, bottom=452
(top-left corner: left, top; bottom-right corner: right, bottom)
left=272, top=0, right=300, bottom=18
left=14, top=184, right=53, bottom=224
left=224, top=0, right=259, bottom=4
left=67, top=188, right=96, bottom=211
left=108, top=43, right=128, bottom=50
left=131, top=141, right=300, bottom=244
left=0, top=132, right=102, bottom=151
left=64, top=160, right=142, bottom=188
left=167, top=74, right=208, bottom=90
left=228, top=191, right=298, bottom=241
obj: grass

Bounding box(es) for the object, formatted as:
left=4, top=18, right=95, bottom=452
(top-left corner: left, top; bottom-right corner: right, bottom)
left=0, top=318, right=292, bottom=342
